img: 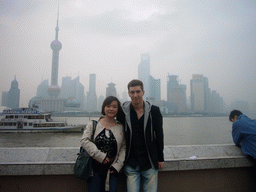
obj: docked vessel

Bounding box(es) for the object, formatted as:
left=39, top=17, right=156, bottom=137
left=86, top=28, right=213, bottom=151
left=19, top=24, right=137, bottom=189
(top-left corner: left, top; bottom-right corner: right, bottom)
left=0, top=108, right=85, bottom=133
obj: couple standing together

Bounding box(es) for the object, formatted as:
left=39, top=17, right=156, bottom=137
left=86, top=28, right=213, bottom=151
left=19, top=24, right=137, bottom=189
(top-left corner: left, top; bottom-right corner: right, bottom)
left=81, top=79, right=164, bottom=192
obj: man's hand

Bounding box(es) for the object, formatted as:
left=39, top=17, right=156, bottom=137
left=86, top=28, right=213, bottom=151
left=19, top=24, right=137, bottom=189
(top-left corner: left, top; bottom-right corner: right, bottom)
left=158, top=162, right=164, bottom=169
left=109, top=167, right=117, bottom=174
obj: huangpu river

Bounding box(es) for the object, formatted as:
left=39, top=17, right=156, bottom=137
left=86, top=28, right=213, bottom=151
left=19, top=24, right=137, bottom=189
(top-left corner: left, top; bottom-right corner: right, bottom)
left=0, top=116, right=238, bottom=147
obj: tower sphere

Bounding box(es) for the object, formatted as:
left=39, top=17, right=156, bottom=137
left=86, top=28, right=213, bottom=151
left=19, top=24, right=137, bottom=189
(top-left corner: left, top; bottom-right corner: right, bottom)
left=51, top=40, right=62, bottom=51
left=48, top=85, right=61, bottom=97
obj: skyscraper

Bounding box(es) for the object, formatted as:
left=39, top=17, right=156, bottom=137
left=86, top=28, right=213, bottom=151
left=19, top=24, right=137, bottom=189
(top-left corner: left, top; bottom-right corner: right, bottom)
left=86, top=74, right=97, bottom=112
left=59, top=76, right=72, bottom=98
left=167, top=75, right=187, bottom=113
left=73, top=77, right=86, bottom=111
left=48, top=4, right=62, bottom=98
left=1, top=91, right=8, bottom=107
left=7, top=77, right=20, bottom=109
left=169, top=85, right=187, bottom=113
left=138, top=53, right=150, bottom=98
left=36, top=80, right=49, bottom=98
left=59, top=76, right=86, bottom=111
left=211, top=90, right=224, bottom=113
left=149, top=75, right=161, bottom=101
left=106, top=82, right=117, bottom=97
left=190, top=74, right=210, bottom=113
left=167, top=75, right=179, bottom=102
left=203, top=77, right=212, bottom=113
left=97, top=95, right=105, bottom=112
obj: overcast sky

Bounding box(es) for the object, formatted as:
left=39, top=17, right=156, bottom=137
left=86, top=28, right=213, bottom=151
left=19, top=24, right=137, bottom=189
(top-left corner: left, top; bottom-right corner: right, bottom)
left=0, top=0, right=256, bottom=107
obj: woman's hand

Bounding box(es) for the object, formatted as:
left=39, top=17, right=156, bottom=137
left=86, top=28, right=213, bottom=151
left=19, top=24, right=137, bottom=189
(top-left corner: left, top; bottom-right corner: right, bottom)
left=102, top=157, right=110, bottom=164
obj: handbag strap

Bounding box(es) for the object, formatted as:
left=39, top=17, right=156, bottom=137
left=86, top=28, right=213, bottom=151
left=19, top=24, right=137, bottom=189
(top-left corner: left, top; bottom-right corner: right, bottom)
left=79, top=120, right=97, bottom=153
left=91, top=120, right=97, bottom=141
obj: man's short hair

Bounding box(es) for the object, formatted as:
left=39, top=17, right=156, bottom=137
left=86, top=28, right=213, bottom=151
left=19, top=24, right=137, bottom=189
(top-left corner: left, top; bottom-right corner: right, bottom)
left=127, top=79, right=144, bottom=92
left=229, top=110, right=243, bottom=122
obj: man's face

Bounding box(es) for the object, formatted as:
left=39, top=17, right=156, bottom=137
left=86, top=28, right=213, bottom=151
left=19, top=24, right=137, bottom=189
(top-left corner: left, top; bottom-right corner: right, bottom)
left=128, top=86, right=145, bottom=105
left=231, top=115, right=238, bottom=123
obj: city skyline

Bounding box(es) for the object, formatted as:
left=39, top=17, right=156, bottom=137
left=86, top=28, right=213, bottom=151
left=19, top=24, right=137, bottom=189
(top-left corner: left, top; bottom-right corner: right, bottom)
left=0, top=73, right=252, bottom=114
left=1, top=1, right=256, bottom=107
left=0, top=60, right=253, bottom=109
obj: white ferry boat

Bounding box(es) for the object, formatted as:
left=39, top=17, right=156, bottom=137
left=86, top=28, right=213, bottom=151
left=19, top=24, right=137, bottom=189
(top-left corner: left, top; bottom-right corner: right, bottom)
left=0, top=108, right=85, bottom=133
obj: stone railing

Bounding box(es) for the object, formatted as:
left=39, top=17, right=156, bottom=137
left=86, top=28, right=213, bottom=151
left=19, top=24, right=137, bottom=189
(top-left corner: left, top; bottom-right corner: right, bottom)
left=0, top=144, right=255, bottom=191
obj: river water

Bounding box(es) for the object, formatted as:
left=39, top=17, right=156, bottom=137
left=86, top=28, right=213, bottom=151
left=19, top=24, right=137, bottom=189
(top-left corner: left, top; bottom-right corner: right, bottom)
left=0, top=116, right=237, bottom=147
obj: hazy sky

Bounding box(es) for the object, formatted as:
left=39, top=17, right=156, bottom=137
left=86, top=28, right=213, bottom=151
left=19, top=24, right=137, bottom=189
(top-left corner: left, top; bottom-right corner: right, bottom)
left=1, top=0, right=256, bottom=107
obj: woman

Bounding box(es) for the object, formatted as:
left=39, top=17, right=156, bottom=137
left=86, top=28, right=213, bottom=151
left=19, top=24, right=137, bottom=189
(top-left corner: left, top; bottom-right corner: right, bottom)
left=81, top=96, right=126, bottom=192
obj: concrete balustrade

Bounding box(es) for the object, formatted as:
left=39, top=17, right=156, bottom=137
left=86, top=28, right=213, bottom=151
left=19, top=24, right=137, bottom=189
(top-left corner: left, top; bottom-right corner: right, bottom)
left=0, top=144, right=256, bottom=191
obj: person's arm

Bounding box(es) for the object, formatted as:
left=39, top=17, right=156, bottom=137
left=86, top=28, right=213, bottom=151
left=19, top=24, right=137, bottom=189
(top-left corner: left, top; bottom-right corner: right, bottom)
left=232, top=122, right=243, bottom=146
left=158, top=162, right=164, bottom=169
left=81, top=121, right=107, bottom=163
left=153, top=107, right=164, bottom=165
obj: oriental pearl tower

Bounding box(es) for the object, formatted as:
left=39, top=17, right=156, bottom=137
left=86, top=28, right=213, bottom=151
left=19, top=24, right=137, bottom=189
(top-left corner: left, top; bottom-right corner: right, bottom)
left=48, top=4, right=62, bottom=98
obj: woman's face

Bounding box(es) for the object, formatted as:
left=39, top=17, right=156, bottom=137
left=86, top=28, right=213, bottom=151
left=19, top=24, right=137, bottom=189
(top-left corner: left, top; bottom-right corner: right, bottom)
left=104, top=100, right=119, bottom=118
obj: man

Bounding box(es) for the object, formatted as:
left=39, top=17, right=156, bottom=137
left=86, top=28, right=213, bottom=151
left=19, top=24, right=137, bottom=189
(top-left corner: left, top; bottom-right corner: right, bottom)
left=229, top=109, right=256, bottom=159
left=119, top=79, right=164, bottom=192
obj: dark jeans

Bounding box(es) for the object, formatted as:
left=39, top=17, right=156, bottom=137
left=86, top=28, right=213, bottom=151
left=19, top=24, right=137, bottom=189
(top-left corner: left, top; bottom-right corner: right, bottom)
left=87, top=169, right=119, bottom=192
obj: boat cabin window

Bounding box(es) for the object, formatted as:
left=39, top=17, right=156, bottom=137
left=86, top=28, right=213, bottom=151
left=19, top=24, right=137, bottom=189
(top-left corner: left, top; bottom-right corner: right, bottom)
left=26, top=115, right=44, bottom=119
left=37, top=115, right=44, bottom=119
left=33, top=123, right=66, bottom=127
left=24, top=123, right=27, bottom=126
left=6, top=115, right=21, bottom=119
left=1, top=122, right=18, bottom=126
left=29, top=123, right=33, bottom=126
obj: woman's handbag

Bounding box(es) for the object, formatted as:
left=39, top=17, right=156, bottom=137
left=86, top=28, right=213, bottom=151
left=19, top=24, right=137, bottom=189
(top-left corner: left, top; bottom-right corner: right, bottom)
left=74, top=120, right=97, bottom=180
